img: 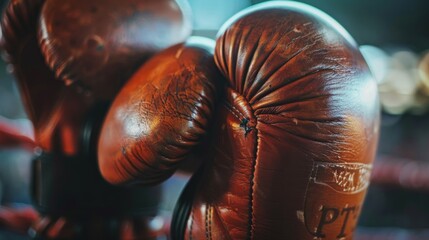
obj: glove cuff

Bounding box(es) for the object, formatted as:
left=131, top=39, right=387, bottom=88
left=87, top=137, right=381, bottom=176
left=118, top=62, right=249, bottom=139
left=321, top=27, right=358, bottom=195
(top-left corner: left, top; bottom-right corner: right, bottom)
left=171, top=166, right=205, bottom=240
left=31, top=151, right=161, bottom=218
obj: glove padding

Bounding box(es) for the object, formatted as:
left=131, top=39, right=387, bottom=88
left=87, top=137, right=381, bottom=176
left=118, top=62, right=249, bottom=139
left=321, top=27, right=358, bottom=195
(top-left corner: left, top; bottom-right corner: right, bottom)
left=1, top=0, right=191, bottom=153
left=99, top=2, right=380, bottom=240
left=202, top=2, right=379, bottom=239
left=38, top=0, right=191, bottom=100
left=1, top=0, right=191, bottom=239
left=98, top=37, right=223, bottom=185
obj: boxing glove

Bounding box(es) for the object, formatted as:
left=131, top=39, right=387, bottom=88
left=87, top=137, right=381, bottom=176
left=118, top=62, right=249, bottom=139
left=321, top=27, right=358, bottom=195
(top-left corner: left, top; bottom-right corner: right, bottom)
left=98, top=2, right=379, bottom=240
left=98, top=36, right=222, bottom=185
left=1, top=0, right=191, bottom=238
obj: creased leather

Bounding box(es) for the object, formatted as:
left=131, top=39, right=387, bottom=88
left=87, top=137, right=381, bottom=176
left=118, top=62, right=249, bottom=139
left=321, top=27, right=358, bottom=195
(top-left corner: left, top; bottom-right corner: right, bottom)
left=183, top=2, right=379, bottom=239
left=98, top=38, right=224, bottom=185
left=1, top=0, right=91, bottom=154
left=38, top=0, right=191, bottom=100
left=97, top=1, right=379, bottom=240
left=1, top=0, right=191, bottom=238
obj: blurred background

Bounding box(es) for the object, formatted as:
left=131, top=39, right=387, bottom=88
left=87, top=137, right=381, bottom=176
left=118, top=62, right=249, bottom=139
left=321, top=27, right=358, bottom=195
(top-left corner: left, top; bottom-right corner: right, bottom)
left=1, top=0, right=429, bottom=239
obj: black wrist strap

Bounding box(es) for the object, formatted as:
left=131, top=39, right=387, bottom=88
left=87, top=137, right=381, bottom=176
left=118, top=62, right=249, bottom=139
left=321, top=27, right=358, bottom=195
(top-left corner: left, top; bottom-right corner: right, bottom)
left=31, top=152, right=161, bottom=218
left=171, top=165, right=204, bottom=240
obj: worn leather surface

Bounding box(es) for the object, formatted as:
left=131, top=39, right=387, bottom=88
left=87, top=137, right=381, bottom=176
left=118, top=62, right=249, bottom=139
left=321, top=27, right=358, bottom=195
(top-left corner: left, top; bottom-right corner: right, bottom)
left=1, top=0, right=90, bottom=154
left=96, top=3, right=381, bottom=240
left=1, top=0, right=191, bottom=153
left=2, top=0, right=380, bottom=239
left=39, top=0, right=191, bottom=100
left=186, top=2, right=379, bottom=239
left=1, top=0, right=191, bottom=239
left=98, top=37, right=223, bottom=185
left=192, top=3, right=379, bottom=239
left=98, top=2, right=379, bottom=239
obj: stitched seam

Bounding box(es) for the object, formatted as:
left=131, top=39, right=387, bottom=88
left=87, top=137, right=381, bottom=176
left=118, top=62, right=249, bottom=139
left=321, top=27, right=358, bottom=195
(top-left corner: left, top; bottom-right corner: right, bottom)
left=225, top=100, right=254, bottom=137
left=205, top=204, right=211, bottom=240
left=225, top=90, right=260, bottom=240
left=224, top=102, right=241, bottom=121
left=225, top=101, right=247, bottom=120
left=208, top=205, right=213, bottom=240
left=205, top=204, right=208, bottom=240
left=231, top=104, right=246, bottom=119
left=223, top=90, right=258, bottom=240
left=226, top=103, right=258, bottom=240
left=249, top=124, right=259, bottom=240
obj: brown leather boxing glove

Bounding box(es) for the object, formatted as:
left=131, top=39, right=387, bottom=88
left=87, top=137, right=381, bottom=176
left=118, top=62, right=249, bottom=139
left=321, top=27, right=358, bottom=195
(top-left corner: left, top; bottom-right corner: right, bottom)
left=98, top=37, right=222, bottom=185
left=2, top=0, right=191, bottom=152
left=98, top=2, right=380, bottom=239
left=1, top=0, right=191, bottom=238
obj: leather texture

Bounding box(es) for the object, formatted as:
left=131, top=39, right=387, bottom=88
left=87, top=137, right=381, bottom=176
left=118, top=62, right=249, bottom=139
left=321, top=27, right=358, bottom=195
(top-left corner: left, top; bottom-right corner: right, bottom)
left=1, top=0, right=89, bottom=154
left=99, top=2, right=380, bottom=240
left=184, top=2, right=380, bottom=239
left=1, top=0, right=191, bottom=153
left=1, top=0, right=191, bottom=239
left=38, top=0, right=191, bottom=100
left=98, top=37, right=223, bottom=185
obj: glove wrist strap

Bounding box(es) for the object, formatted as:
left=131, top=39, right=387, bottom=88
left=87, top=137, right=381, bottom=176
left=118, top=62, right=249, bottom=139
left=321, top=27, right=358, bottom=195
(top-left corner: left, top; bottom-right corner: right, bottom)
left=31, top=151, right=161, bottom=218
